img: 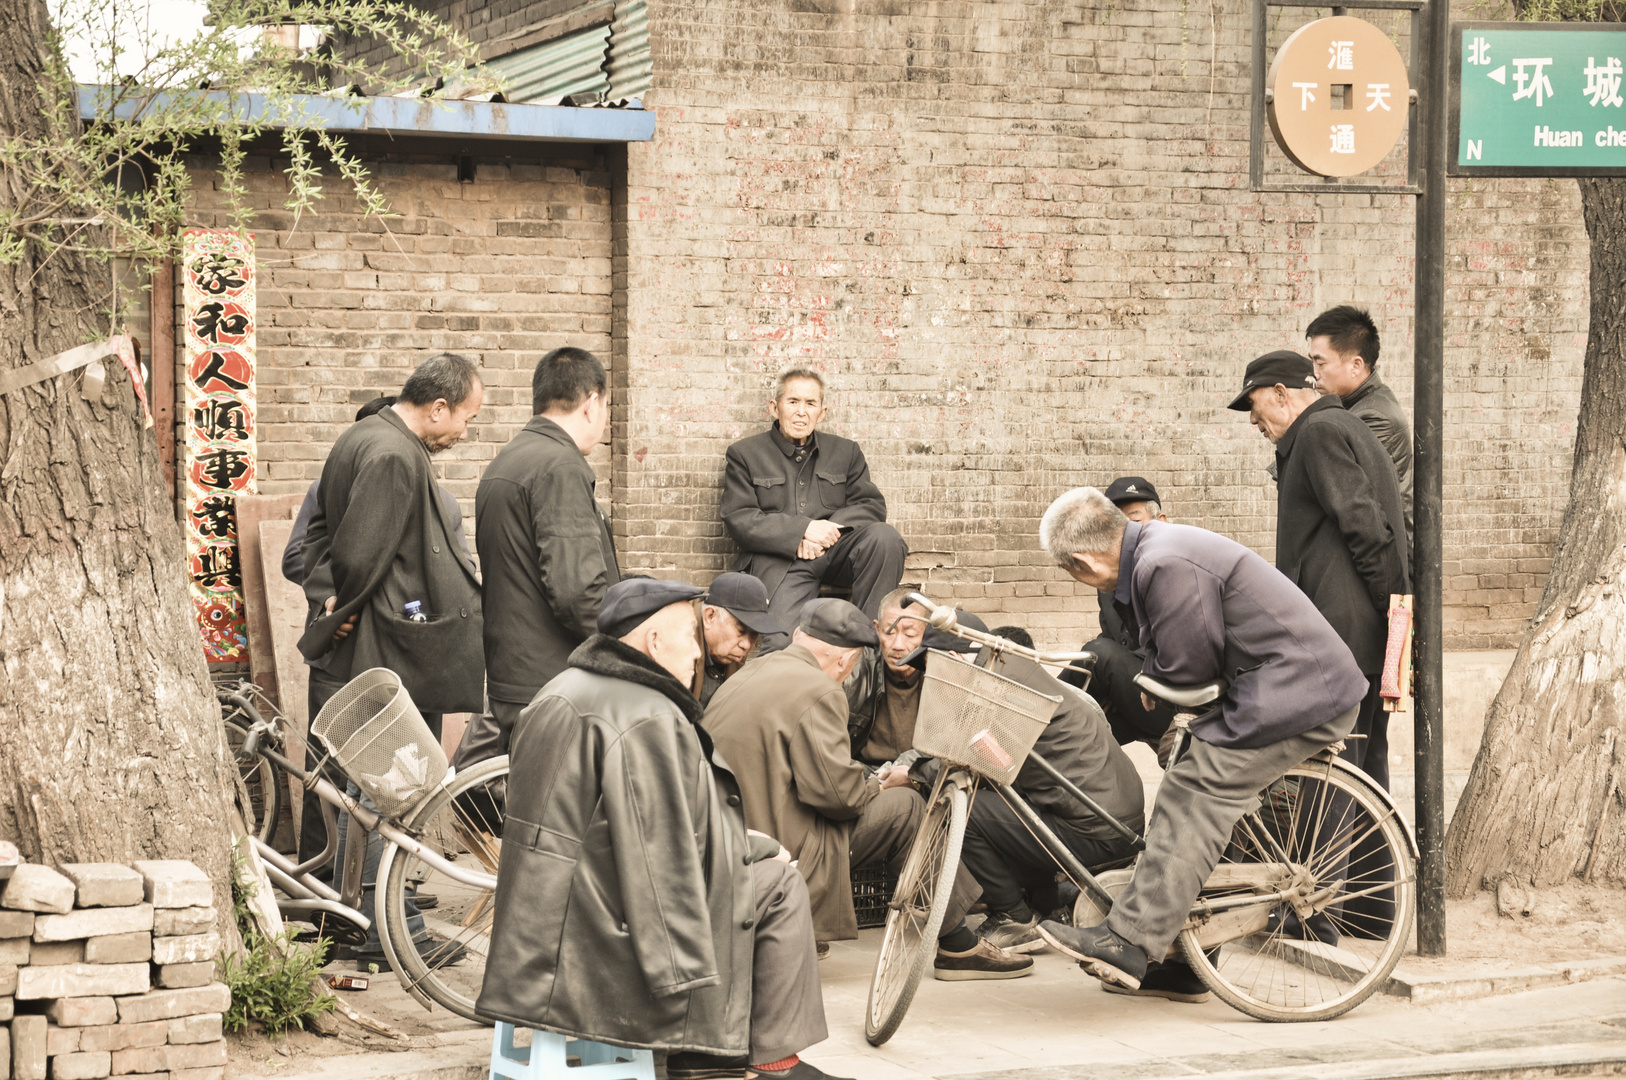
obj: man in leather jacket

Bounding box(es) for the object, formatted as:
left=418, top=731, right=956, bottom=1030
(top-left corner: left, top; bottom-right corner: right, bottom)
left=720, top=368, right=908, bottom=639
left=478, top=578, right=843, bottom=1080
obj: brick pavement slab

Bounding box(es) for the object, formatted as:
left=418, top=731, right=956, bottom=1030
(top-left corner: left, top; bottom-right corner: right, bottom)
left=151, top=909, right=213, bottom=938
left=46, top=997, right=118, bottom=1026
left=1, top=866, right=73, bottom=913
left=32, top=905, right=153, bottom=943
left=130, top=863, right=211, bottom=910
left=85, top=933, right=150, bottom=965
left=155, top=963, right=212, bottom=990
left=58, top=865, right=144, bottom=909
left=15, top=962, right=148, bottom=1000
left=31, top=940, right=84, bottom=966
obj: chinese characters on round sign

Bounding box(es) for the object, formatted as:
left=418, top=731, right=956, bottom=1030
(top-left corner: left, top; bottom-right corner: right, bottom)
left=1267, top=16, right=1412, bottom=178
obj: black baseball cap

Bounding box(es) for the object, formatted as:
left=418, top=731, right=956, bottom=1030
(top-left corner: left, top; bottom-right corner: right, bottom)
left=1227, top=351, right=1317, bottom=411
left=705, top=572, right=783, bottom=637
left=798, top=598, right=879, bottom=648
left=1103, top=476, right=1160, bottom=507
left=598, top=578, right=706, bottom=637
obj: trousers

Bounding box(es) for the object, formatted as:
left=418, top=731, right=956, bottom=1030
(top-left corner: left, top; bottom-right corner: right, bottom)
left=747, top=860, right=829, bottom=1062
left=960, top=790, right=1136, bottom=914
left=848, top=786, right=980, bottom=938
left=1106, top=705, right=1359, bottom=959
left=767, top=521, right=908, bottom=634
left=1059, top=637, right=1177, bottom=746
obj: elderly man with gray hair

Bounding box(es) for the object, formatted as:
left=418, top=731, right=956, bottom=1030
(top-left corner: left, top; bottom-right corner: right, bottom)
left=1030, top=488, right=1368, bottom=996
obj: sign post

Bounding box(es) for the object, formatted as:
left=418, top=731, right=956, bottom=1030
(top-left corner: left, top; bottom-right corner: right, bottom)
left=1252, top=0, right=1449, bottom=955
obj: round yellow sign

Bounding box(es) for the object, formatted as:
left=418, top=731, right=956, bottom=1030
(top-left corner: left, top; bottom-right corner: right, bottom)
left=1267, top=16, right=1411, bottom=177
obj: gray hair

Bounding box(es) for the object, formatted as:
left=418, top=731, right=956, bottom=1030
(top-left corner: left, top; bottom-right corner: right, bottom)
left=400, top=353, right=480, bottom=408
left=774, top=366, right=825, bottom=401
left=1040, top=488, right=1128, bottom=567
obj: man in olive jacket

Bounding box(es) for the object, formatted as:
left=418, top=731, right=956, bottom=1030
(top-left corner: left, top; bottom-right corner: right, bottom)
left=1231, top=350, right=1410, bottom=790
left=1306, top=305, right=1414, bottom=540
left=721, top=368, right=907, bottom=637
left=452, top=348, right=621, bottom=773
left=478, top=579, right=836, bottom=1080
left=298, top=353, right=485, bottom=717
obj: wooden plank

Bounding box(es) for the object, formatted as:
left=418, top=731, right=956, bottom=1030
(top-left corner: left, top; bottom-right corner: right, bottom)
left=258, top=516, right=312, bottom=844
left=236, top=493, right=306, bottom=711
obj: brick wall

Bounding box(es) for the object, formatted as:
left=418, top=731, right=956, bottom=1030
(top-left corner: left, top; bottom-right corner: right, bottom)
left=178, top=147, right=616, bottom=523
left=605, top=0, right=1586, bottom=646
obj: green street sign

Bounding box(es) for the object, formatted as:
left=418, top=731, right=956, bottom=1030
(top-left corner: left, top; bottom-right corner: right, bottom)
left=1452, top=21, right=1626, bottom=175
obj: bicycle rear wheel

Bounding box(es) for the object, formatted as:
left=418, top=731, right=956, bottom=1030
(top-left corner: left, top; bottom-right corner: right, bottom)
left=378, top=755, right=508, bottom=1021
left=1178, top=758, right=1416, bottom=1022
left=224, top=719, right=282, bottom=846
left=864, top=779, right=968, bottom=1047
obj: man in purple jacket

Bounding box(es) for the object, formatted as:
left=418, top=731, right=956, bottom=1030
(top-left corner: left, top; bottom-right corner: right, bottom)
left=1031, top=488, right=1367, bottom=994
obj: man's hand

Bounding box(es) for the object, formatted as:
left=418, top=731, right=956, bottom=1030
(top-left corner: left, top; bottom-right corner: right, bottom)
left=804, top=519, right=842, bottom=547
left=796, top=537, right=826, bottom=561
left=879, top=765, right=914, bottom=790
left=1141, top=691, right=1157, bottom=713
left=324, top=596, right=359, bottom=644
left=747, top=827, right=792, bottom=863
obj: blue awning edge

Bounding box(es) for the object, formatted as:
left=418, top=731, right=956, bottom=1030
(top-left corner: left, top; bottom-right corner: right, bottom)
left=76, top=84, right=656, bottom=145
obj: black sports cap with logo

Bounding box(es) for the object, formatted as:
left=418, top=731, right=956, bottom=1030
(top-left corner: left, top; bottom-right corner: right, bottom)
left=704, top=572, right=784, bottom=637
left=1103, top=476, right=1161, bottom=508
left=1227, top=350, right=1318, bottom=411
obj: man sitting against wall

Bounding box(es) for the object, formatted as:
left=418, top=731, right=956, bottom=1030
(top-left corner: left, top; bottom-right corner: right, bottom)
left=721, top=368, right=909, bottom=644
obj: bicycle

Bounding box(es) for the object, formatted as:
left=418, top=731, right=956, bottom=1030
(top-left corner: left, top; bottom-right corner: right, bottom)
left=220, top=673, right=508, bottom=1022
left=864, top=594, right=1417, bottom=1043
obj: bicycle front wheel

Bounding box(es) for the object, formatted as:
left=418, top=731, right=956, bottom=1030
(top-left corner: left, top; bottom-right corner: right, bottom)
left=864, top=779, right=968, bottom=1047
left=378, top=755, right=508, bottom=1021
left=1178, top=758, right=1416, bottom=1022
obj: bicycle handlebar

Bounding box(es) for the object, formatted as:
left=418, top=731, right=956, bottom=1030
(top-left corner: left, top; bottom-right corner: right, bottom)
left=894, top=592, right=1096, bottom=668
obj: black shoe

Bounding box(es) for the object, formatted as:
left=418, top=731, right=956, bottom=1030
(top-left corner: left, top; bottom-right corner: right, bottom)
left=1036, top=920, right=1148, bottom=990
left=933, top=938, right=1034, bottom=981
left=975, top=910, right=1045, bottom=954
left=1101, top=959, right=1212, bottom=1003
left=669, top=1052, right=748, bottom=1080
left=1269, top=908, right=1339, bottom=945
left=353, top=933, right=468, bottom=974
left=750, top=1061, right=854, bottom=1080
left=411, top=892, right=439, bottom=911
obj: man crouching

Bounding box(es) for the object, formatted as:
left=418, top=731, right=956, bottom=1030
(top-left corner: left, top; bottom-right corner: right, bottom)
left=478, top=578, right=842, bottom=1080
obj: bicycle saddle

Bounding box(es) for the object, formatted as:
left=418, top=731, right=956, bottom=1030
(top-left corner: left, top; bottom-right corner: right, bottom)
left=1133, top=673, right=1227, bottom=708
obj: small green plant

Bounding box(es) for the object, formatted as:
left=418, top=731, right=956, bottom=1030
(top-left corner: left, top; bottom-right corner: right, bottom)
left=219, top=848, right=336, bottom=1034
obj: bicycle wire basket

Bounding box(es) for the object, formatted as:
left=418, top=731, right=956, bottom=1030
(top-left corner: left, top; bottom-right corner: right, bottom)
left=310, top=668, right=448, bottom=818
left=912, top=649, right=1061, bottom=784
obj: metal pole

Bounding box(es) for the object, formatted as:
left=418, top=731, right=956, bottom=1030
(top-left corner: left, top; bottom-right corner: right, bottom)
left=1412, top=0, right=1448, bottom=957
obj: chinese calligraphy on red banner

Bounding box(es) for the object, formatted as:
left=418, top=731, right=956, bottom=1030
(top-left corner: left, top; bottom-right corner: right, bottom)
left=181, top=230, right=256, bottom=661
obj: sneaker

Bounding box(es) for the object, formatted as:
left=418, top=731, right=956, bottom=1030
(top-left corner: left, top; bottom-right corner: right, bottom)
left=976, top=910, right=1046, bottom=954
left=933, top=938, right=1034, bottom=981
left=1100, top=959, right=1211, bottom=1003
left=1036, top=920, right=1148, bottom=990
left=669, top=1052, right=748, bottom=1080
left=749, top=1062, right=853, bottom=1080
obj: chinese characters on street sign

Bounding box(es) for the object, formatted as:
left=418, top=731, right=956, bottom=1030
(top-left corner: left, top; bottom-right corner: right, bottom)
left=1267, top=15, right=1411, bottom=177
left=1452, top=22, right=1626, bottom=175
left=181, top=229, right=256, bottom=662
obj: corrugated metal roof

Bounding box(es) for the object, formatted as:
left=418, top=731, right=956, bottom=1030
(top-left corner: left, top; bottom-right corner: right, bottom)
left=606, top=0, right=650, bottom=102
left=486, top=24, right=611, bottom=105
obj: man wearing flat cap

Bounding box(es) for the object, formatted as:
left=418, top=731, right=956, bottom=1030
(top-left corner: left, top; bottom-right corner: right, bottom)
left=704, top=598, right=1030, bottom=980
left=1056, top=478, right=1179, bottom=752
left=695, top=572, right=784, bottom=706
left=479, top=579, right=843, bottom=1080
left=1230, top=350, right=1408, bottom=794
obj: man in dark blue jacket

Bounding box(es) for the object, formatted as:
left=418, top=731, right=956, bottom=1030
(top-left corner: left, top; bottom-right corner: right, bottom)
left=1032, top=489, right=1366, bottom=995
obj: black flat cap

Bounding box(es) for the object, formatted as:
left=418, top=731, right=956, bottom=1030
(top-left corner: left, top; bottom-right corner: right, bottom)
left=797, top=598, right=878, bottom=648
left=598, top=578, right=706, bottom=638
left=1227, top=351, right=1317, bottom=411
left=705, top=572, right=783, bottom=636
left=1103, top=476, right=1161, bottom=507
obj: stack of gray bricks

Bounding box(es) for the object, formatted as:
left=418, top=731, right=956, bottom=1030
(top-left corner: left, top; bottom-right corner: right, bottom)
left=0, top=861, right=229, bottom=1080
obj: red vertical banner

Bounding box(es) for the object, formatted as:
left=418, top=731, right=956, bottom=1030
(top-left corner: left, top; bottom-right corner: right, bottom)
left=181, top=230, right=256, bottom=662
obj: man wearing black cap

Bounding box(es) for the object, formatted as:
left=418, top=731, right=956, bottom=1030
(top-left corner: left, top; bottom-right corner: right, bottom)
left=1229, top=350, right=1409, bottom=796
left=1057, top=478, right=1179, bottom=752
left=720, top=368, right=909, bottom=638
left=694, top=572, right=783, bottom=706
left=705, top=598, right=1030, bottom=980
left=480, top=578, right=844, bottom=1080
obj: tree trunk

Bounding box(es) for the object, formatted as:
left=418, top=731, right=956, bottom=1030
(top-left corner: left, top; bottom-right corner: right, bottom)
left=0, top=0, right=240, bottom=920
left=1444, top=176, right=1626, bottom=896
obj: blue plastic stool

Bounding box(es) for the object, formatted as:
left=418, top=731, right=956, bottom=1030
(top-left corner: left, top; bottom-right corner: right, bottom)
left=488, top=1022, right=656, bottom=1080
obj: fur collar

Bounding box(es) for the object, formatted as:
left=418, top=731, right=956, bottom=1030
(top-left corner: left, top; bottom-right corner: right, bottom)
left=569, top=634, right=705, bottom=724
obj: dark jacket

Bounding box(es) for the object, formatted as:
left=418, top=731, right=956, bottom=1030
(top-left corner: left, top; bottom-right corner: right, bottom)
left=1096, top=590, right=1139, bottom=651
left=1275, top=395, right=1411, bottom=675
left=1120, top=520, right=1368, bottom=748
left=703, top=643, right=879, bottom=941
left=297, top=410, right=483, bottom=713
left=478, top=416, right=621, bottom=705
left=842, top=647, right=888, bottom=755
left=282, top=479, right=468, bottom=585
left=720, top=425, right=888, bottom=598
left=1341, top=373, right=1414, bottom=542
left=477, top=635, right=773, bottom=1053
